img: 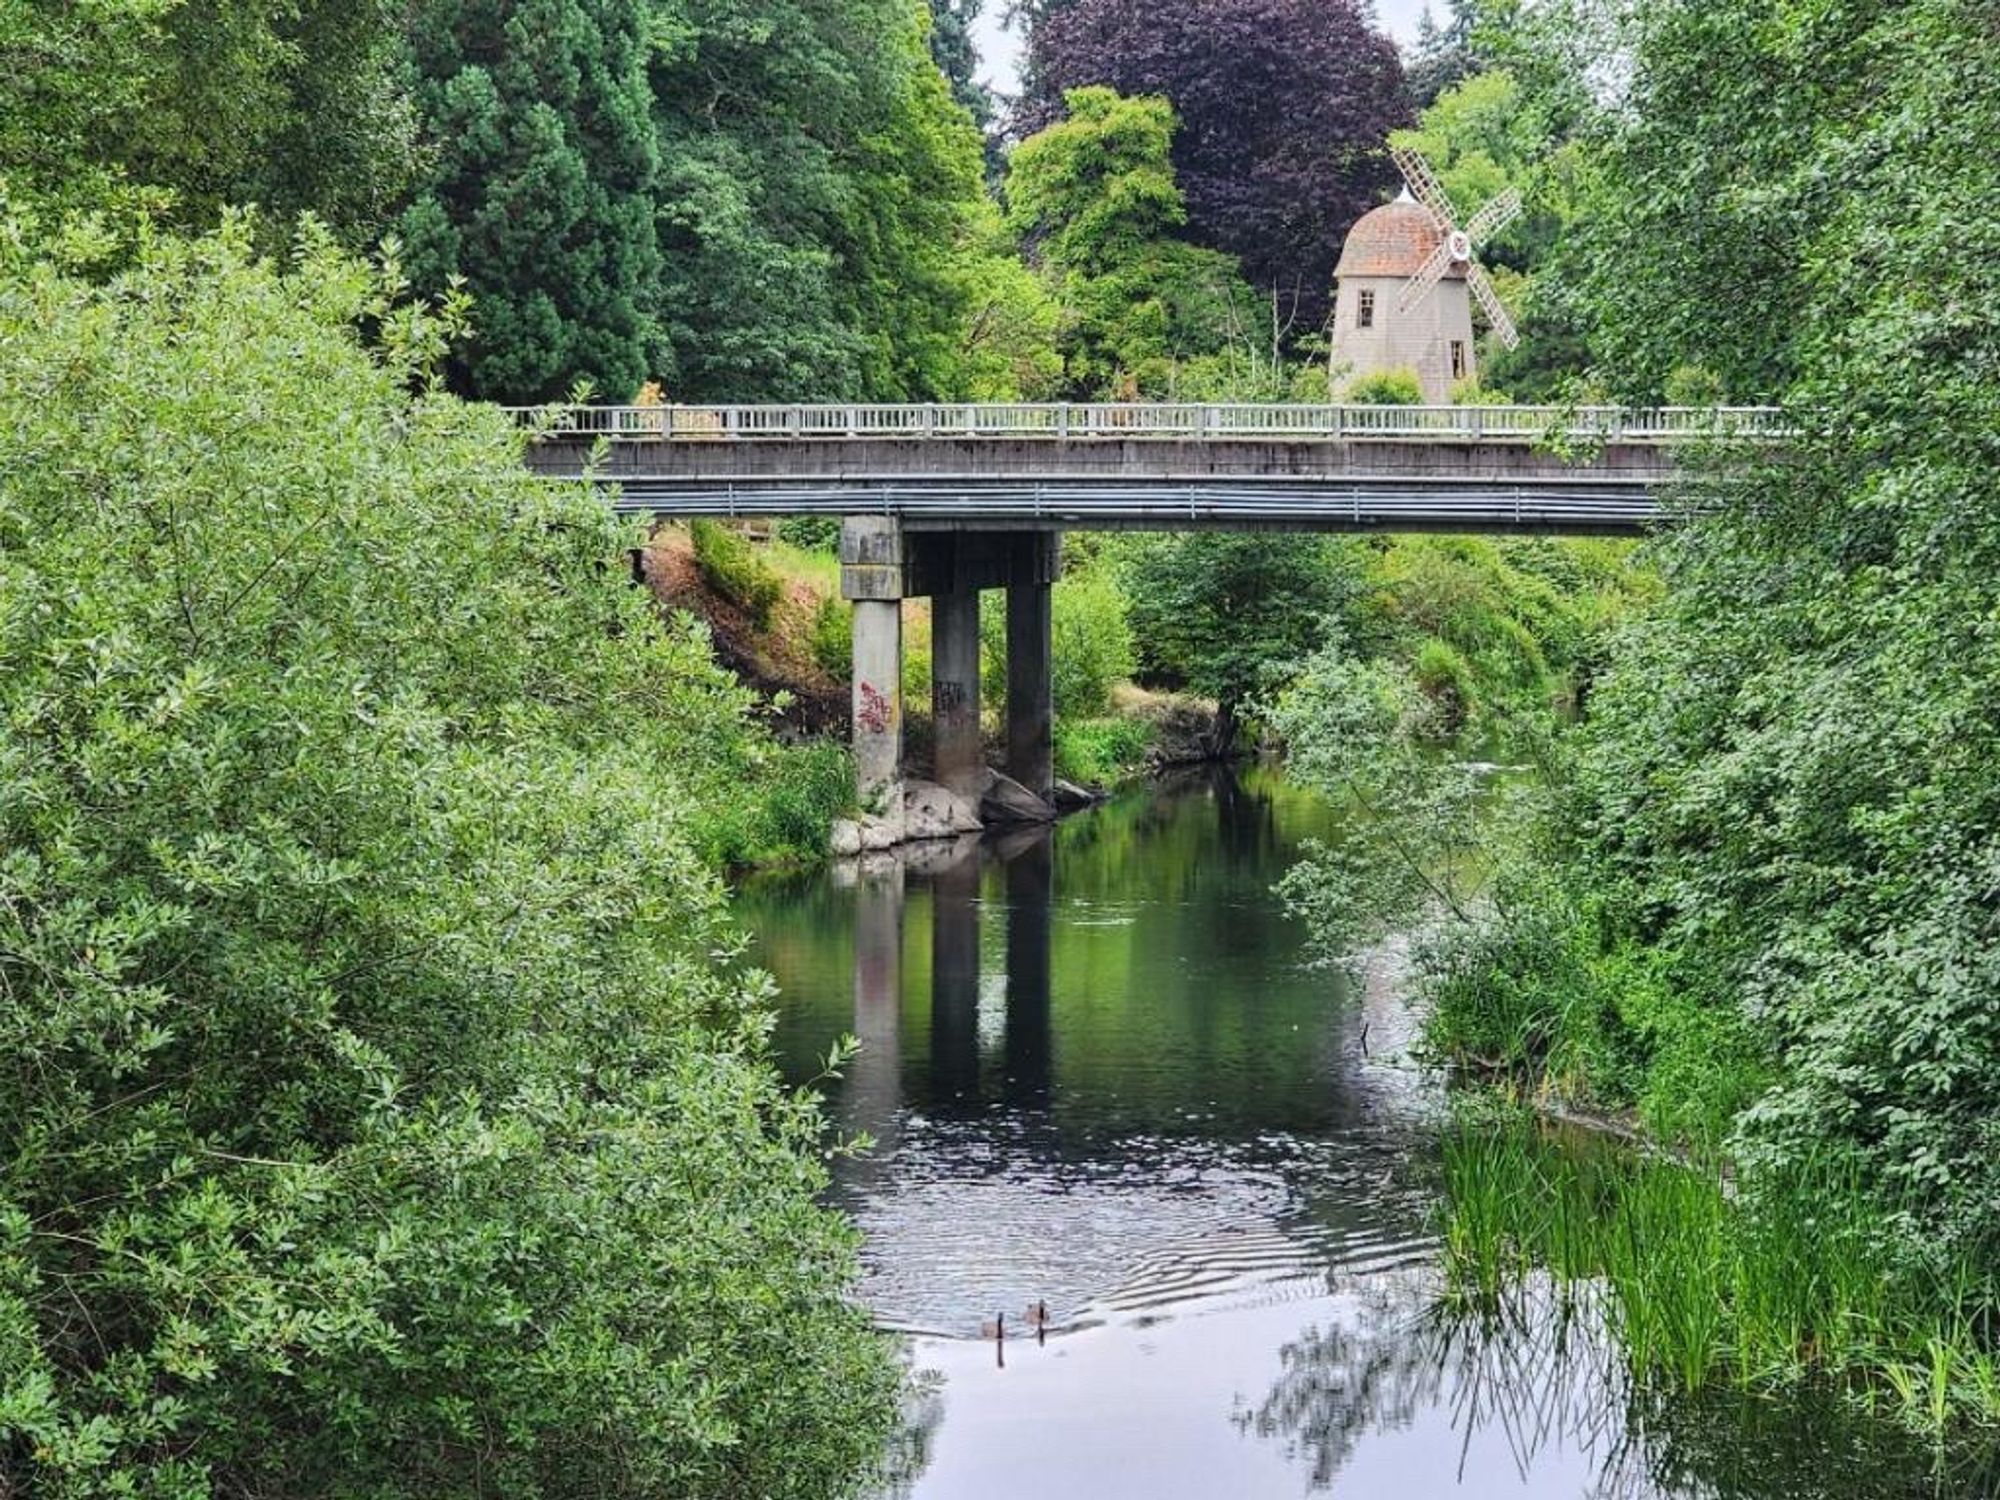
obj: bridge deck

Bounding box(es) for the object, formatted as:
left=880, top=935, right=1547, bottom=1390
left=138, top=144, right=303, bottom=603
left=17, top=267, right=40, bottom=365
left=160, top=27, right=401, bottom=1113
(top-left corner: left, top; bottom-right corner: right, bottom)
left=513, top=403, right=1782, bottom=534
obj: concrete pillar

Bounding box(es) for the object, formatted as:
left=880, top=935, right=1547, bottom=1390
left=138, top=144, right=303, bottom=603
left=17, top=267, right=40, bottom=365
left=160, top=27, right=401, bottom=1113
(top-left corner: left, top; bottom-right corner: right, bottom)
left=1006, top=570, right=1055, bottom=803
left=851, top=601, right=903, bottom=809
left=842, top=518, right=906, bottom=810
left=931, top=585, right=983, bottom=797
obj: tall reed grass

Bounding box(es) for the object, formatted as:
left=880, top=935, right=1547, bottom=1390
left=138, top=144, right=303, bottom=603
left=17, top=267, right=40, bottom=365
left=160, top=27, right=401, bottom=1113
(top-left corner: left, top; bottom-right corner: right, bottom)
left=1439, top=1117, right=2000, bottom=1432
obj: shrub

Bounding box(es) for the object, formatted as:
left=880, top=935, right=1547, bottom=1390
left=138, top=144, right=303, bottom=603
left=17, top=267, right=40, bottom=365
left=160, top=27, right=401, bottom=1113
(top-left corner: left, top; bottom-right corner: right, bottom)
left=0, top=223, right=894, bottom=1498
left=1054, top=715, right=1154, bottom=784
left=1411, top=637, right=1476, bottom=738
left=1346, top=367, right=1424, bottom=405
left=691, top=518, right=785, bottom=626
left=779, top=515, right=842, bottom=552
left=981, top=562, right=1137, bottom=720
left=695, top=741, right=855, bottom=866
left=811, top=595, right=853, bottom=678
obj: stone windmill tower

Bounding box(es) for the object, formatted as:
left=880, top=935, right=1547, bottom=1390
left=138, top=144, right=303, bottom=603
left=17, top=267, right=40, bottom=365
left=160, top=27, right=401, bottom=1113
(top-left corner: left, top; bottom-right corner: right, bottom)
left=1330, top=145, right=1522, bottom=402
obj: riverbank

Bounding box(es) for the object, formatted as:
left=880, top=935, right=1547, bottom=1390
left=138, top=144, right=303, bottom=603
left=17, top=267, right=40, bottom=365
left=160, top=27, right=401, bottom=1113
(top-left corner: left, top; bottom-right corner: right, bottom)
left=1262, top=627, right=2000, bottom=1440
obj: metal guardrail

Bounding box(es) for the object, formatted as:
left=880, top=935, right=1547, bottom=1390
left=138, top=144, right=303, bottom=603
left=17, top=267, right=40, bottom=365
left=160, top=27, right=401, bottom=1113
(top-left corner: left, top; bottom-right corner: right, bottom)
left=503, top=402, right=1790, bottom=444
left=601, top=479, right=1664, bottom=532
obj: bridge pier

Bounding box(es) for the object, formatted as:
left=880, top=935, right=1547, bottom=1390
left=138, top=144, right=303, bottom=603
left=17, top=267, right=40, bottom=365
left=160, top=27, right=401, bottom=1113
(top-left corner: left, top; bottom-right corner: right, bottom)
left=841, top=518, right=906, bottom=812
left=931, top=586, right=983, bottom=798
left=1005, top=553, right=1055, bottom=804
left=840, top=518, right=1061, bottom=823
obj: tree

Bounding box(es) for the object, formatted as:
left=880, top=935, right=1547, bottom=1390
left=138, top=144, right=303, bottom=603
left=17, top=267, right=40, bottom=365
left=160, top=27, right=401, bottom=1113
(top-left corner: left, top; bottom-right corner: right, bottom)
left=399, top=0, right=661, bottom=402
left=1419, top=0, right=2000, bottom=1277
left=930, top=0, right=997, bottom=131
left=1120, top=533, right=1365, bottom=751
left=1006, top=87, right=1253, bottom=395
left=1019, top=0, right=1410, bottom=332
left=1405, top=0, right=1483, bottom=107
left=0, top=0, right=415, bottom=240
left=0, top=221, right=895, bottom=1496
left=646, top=0, right=991, bottom=401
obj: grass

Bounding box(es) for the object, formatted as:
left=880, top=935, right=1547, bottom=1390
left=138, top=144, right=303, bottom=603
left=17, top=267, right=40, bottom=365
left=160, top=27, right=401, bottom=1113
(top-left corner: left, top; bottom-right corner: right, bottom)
left=1438, top=1115, right=2000, bottom=1433
left=1054, top=715, right=1154, bottom=784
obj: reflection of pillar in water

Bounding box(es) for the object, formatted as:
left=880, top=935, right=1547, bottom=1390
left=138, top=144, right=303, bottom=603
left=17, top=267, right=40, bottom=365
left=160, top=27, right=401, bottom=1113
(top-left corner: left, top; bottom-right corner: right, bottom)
left=929, top=843, right=982, bottom=1109
left=849, top=858, right=905, bottom=1174
left=999, top=827, right=1054, bottom=1106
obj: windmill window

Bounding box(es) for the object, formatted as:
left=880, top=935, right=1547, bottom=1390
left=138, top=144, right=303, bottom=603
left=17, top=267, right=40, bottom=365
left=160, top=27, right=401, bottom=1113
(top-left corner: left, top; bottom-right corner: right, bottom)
left=1357, top=290, right=1375, bottom=329
left=1450, top=340, right=1467, bottom=380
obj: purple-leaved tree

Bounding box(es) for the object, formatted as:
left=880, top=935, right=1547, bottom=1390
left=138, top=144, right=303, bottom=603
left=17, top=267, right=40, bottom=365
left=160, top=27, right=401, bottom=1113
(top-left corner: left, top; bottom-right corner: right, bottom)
left=1019, top=0, right=1410, bottom=335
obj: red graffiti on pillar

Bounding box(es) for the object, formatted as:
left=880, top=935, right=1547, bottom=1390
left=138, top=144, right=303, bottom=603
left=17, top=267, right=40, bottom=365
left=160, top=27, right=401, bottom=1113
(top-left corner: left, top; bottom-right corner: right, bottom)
left=858, top=681, right=892, bottom=735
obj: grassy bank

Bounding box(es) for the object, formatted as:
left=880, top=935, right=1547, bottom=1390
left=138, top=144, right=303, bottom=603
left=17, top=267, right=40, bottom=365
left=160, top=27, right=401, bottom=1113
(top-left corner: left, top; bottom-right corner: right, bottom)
left=653, top=522, right=1176, bottom=789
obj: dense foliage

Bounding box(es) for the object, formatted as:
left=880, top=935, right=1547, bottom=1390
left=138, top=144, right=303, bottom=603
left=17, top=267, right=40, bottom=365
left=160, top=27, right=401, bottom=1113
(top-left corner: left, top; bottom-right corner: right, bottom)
left=399, top=0, right=662, bottom=400
left=1382, top=0, right=2000, bottom=1416
left=1020, top=0, right=1409, bottom=331
left=1120, top=535, right=1366, bottom=751
left=0, top=225, right=892, bottom=1497
left=1004, top=88, right=1253, bottom=396
left=649, top=0, right=995, bottom=403
left=0, top=0, right=416, bottom=239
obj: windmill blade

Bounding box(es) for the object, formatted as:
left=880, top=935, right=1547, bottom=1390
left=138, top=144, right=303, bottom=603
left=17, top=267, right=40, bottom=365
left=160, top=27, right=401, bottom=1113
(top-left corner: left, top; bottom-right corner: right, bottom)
left=1398, top=237, right=1456, bottom=313
left=1389, top=143, right=1460, bottom=229
left=1464, top=187, right=1524, bottom=248
left=1466, top=263, right=1521, bottom=350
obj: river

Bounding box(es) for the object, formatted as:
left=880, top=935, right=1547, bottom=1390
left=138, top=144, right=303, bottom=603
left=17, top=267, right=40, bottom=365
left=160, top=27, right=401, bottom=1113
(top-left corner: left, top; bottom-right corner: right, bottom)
left=738, top=767, right=1982, bottom=1498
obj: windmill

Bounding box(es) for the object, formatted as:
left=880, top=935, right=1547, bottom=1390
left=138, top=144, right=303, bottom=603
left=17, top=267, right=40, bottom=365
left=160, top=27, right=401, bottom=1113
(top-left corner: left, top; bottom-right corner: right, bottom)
left=1388, top=144, right=1523, bottom=349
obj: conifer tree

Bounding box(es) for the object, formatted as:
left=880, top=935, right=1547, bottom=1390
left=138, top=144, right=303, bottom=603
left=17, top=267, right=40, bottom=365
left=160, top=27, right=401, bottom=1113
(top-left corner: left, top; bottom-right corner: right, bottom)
left=399, top=0, right=661, bottom=402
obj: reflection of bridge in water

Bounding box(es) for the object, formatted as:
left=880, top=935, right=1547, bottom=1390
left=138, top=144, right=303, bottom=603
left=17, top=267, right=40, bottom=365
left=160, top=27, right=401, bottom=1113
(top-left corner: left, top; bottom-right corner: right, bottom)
left=842, top=828, right=1053, bottom=1178
left=519, top=401, right=1787, bottom=816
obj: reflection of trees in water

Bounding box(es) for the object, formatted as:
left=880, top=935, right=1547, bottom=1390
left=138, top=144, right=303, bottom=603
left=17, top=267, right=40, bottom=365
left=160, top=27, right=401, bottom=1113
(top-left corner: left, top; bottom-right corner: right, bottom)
left=1239, top=1275, right=1999, bottom=1499
left=1234, top=1273, right=1646, bottom=1495
left=869, top=1365, right=947, bottom=1500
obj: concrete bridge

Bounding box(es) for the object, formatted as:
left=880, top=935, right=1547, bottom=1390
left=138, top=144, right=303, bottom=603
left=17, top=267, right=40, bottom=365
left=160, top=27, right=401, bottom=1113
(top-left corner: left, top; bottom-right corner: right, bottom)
left=514, top=401, right=1783, bottom=828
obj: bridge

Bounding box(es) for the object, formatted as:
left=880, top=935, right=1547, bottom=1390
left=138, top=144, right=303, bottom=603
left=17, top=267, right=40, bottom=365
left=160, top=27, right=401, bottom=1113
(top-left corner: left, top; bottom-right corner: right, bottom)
left=515, top=402, right=1783, bottom=836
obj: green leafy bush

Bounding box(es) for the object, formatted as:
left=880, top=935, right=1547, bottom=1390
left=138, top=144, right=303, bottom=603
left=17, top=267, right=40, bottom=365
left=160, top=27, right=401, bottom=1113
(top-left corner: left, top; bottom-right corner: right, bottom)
left=0, top=224, right=894, bottom=1498
left=1054, top=716, right=1155, bottom=784
left=780, top=516, right=843, bottom=552
left=981, top=560, right=1137, bottom=721
left=811, top=595, right=853, bottom=677
left=1346, top=367, right=1424, bottom=405
left=691, top=518, right=785, bottom=627
left=1411, top=637, right=1476, bottom=737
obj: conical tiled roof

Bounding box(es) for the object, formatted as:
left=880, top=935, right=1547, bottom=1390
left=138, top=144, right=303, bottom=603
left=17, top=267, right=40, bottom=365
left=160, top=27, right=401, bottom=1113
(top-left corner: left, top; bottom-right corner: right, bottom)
left=1334, top=195, right=1465, bottom=280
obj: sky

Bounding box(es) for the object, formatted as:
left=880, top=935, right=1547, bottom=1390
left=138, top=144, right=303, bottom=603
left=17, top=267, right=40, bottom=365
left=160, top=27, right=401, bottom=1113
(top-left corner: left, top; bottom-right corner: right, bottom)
left=970, top=1, right=1437, bottom=93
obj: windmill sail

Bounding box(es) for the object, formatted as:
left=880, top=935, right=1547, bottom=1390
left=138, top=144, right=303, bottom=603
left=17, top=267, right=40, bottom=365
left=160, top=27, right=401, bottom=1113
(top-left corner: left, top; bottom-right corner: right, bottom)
left=1464, top=187, right=1524, bottom=244
left=1388, top=144, right=1459, bottom=229
left=1387, top=146, right=1525, bottom=348
left=1467, top=263, right=1522, bottom=349
left=1398, top=238, right=1457, bottom=313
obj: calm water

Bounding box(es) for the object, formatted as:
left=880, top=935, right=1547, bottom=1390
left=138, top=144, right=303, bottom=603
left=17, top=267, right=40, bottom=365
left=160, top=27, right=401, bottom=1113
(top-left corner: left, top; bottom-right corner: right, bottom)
left=738, top=768, right=1982, bottom=1499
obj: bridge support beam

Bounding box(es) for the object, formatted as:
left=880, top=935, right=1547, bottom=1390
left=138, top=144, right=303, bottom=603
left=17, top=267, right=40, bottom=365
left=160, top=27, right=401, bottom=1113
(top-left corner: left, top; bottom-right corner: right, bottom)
left=1006, top=571, right=1054, bottom=803
left=842, top=517, right=906, bottom=811
left=931, top=586, right=983, bottom=798
left=1005, top=532, right=1059, bottom=804
left=843, top=518, right=1062, bottom=818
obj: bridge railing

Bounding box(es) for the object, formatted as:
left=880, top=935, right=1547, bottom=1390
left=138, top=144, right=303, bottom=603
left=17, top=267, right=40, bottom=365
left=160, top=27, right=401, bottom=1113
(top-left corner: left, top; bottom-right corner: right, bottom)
left=503, top=402, right=1790, bottom=444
